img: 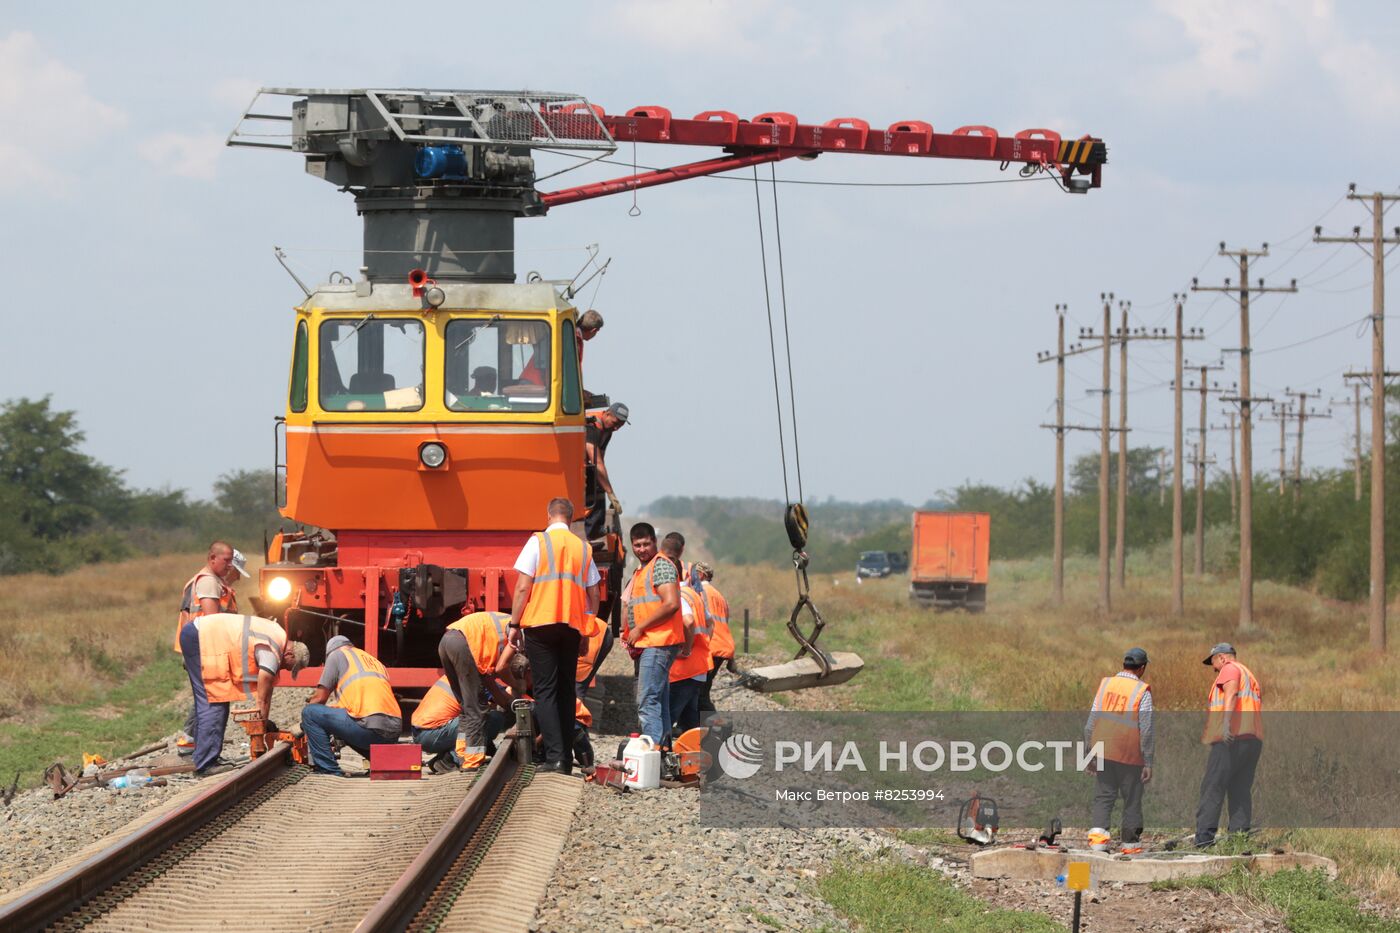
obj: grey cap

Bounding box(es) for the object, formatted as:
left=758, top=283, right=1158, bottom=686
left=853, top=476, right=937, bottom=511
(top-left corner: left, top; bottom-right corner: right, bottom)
left=1203, top=642, right=1236, bottom=664
left=325, top=634, right=353, bottom=655
left=1123, top=647, right=1149, bottom=667
left=608, top=402, right=630, bottom=424
left=230, top=548, right=250, bottom=578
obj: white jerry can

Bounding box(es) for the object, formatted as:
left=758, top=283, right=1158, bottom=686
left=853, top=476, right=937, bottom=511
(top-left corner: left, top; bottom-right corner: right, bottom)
left=622, top=733, right=661, bottom=790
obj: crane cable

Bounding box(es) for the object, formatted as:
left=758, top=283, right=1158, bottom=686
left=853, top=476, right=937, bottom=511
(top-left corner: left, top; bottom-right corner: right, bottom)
left=751, top=165, right=831, bottom=673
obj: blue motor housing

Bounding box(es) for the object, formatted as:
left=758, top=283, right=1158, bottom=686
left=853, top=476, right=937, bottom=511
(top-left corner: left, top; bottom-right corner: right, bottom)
left=415, top=145, right=468, bottom=180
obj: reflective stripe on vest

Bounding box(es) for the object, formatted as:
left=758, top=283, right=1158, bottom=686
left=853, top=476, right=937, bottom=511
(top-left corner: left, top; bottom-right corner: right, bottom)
left=630, top=556, right=684, bottom=648
left=173, top=571, right=236, bottom=653
left=670, top=586, right=712, bottom=682
left=521, top=529, right=594, bottom=629
left=197, top=614, right=285, bottom=706
left=704, top=582, right=735, bottom=659
left=1089, top=675, right=1148, bottom=766
left=1205, top=662, right=1263, bottom=741
left=412, top=675, right=462, bottom=729
left=330, top=645, right=399, bottom=720
left=449, top=611, right=509, bottom=674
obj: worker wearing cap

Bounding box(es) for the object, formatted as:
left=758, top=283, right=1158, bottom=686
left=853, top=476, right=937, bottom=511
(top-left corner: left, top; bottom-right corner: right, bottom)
left=179, top=611, right=309, bottom=776
left=302, top=635, right=403, bottom=776
left=507, top=498, right=599, bottom=775
left=173, top=542, right=248, bottom=753
left=1194, top=643, right=1264, bottom=847
left=437, top=610, right=520, bottom=771
left=691, top=562, right=734, bottom=716
left=1083, top=647, right=1154, bottom=846
left=584, top=401, right=628, bottom=540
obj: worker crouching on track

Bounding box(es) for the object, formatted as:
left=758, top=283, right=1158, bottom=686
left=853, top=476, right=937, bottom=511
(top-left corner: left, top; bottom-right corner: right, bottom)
left=436, top=610, right=520, bottom=771
left=624, top=522, right=685, bottom=746
left=178, top=612, right=309, bottom=776
left=489, top=655, right=596, bottom=771
left=1083, top=647, right=1154, bottom=847
left=508, top=498, right=599, bottom=775
left=1194, top=643, right=1264, bottom=848
left=302, top=635, right=403, bottom=776
left=669, top=570, right=710, bottom=735
left=690, top=562, right=734, bottom=716
left=411, top=676, right=464, bottom=772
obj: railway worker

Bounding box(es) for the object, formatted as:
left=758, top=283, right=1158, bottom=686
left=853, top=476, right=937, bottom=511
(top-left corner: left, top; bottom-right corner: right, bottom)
left=584, top=402, right=628, bottom=540
left=178, top=612, right=309, bottom=776
left=576, top=612, right=612, bottom=702
left=1082, top=647, right=1154, bottom=847
left=620, top=523, right=660, bottom=672
left=576, top=308, right=604, bottom=364
left=662, top=531, right=691, bottom=580
left=691, top=562, right=735, bottom=716
left=507, top=498, right=600, bottom=775
left=486, top=654, right=595, bottom=770
left=301, top=635, right=403, bottom=776
left=669, top=573, right=710, bottom=735
left=438, top=610, right=519, bottom=771
left=624, top=527, right=686, bottom=745
left=411, top=676, right=463, bottom=772
left=173, top=542, right=249, bottom=753
left=1194, top=643, right=1264, bottom=848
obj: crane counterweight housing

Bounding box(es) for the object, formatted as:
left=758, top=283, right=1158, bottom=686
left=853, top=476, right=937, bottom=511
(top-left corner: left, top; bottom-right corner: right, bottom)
left=229, top=87, right=1105, bottom=693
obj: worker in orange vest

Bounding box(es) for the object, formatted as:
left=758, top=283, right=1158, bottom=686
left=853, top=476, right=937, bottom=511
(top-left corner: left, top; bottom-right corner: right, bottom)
left=437, top=610, right=520, bottom=771
left=690, top=562, right=734, bottom=716
left=624, top=522, right=686, bottom=745
left=1083, top=647, right=1154, bottom=847
left=1194, top=643, right=1264, bottom=847
left=301, top=635, right=404, bottom=776
left=173, top=542, right=248, bottom=753
left=669, top=574, right=711, bottom=734
left=411, top=675, right=463, bottom=772
left=507, top=498, right=599, bottom=775
left=177, top=611, right=308, bottom=776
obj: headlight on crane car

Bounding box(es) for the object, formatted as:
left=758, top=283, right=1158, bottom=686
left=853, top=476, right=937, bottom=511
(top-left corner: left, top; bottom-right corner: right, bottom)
left=266, top=576, right=294, bottom=602
left=419, top=442, right=448, bottom=469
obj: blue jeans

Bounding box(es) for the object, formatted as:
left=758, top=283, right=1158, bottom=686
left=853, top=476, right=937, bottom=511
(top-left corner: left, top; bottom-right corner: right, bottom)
left=636, top=644, right=679, bottom=745
left=301, top=704, right=385, bottom=775
left=669, top=676, right=703, bottom=735
left=413, top=719, right=461, bottom=763
left=179, top=621, right=228, bottom=772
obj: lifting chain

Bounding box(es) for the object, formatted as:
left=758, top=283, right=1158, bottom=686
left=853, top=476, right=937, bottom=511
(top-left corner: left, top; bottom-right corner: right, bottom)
left=783, top=503, right=834, bottom=677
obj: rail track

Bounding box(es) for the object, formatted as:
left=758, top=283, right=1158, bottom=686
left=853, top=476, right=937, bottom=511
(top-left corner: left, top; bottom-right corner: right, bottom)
left=0, top=722, right=574, bottom=933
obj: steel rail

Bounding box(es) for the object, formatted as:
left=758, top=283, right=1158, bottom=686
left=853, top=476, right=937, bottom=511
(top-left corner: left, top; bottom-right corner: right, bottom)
left=355, top=734, right=529, bottom=933
left=0, top=741, right=294, bottom=931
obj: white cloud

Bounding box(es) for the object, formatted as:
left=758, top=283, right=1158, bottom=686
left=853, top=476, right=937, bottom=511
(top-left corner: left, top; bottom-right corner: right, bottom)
left=136, top=131, right=227, bottom=180
left=0, top=31, right=125, bottom=194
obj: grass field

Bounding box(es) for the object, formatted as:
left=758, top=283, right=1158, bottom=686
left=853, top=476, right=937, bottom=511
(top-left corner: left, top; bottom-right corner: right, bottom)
left=710, top=553, right=1400, bottom=919
left=0, top=552, right=213, bottom=786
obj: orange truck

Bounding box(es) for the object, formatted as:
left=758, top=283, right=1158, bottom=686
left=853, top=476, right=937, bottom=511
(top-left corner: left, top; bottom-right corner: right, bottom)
left=910, top=511, right=990, bottom=612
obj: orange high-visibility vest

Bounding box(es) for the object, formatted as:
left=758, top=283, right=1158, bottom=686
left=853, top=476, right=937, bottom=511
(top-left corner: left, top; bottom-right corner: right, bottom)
left=412, top=675, right=462, bottom=730
left=670, top=586, right=712, bottom=683
left=629, top=556, right=685, bottom=648
left=1205, top=661, right=1263, bottom=743
left=520, top=528, right=595, bottom=630
left=328, top=644, right=401, bottom=720
left=1089, top=674, right=1150, bottom=766
left=174, top=570, right=237, bottom=653
left=447, top=611, right=510, bottom=675
left=195, top=614, right=286, bottom=705
left=701, top=581, right=734, bottom=660
left=576, top=615, right=607, bottom=682
left=575, top=696, right=593, bottom=729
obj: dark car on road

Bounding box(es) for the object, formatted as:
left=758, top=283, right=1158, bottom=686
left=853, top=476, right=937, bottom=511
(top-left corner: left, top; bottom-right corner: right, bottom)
left=856, top=550, right=893, bottom=579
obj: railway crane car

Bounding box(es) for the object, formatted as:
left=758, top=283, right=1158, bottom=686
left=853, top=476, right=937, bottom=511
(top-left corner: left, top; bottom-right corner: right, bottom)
left=227, top=89, right=1106, bottom=691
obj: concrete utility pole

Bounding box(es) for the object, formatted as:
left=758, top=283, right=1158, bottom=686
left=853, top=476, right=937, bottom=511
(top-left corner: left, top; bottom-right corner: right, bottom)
left=1184, top=363, right=1228, bottom=577
left=1317, top=187, right=1400, bottom=652
left=1284, top=389, right=1331, bottom=502
left=1333, top=382, right=1365, bottom=502
left=1167, top=294, right=1205, bottom=616
left=1193, top=246, right=1297, bottom=629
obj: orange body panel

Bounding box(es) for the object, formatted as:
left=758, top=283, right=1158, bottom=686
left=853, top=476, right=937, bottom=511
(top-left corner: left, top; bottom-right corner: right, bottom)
left=284, top=425, right=584, bottom=531
left=911, top=511, right=990, bottom=584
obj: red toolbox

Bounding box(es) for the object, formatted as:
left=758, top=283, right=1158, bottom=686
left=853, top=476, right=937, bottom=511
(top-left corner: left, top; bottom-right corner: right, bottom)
left=369, top=743, right=422, bottom=780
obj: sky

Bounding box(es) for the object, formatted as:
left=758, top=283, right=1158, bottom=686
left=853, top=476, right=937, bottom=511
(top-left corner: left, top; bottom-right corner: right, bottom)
left=3, top=1, right=1400, bottom=511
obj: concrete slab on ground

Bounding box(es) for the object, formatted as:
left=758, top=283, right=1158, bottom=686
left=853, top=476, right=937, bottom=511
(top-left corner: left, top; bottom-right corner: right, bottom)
left=970, top=845, right=1338, bottom=884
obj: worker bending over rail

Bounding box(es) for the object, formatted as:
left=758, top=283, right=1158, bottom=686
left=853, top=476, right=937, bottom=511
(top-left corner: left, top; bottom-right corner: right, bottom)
left=302, top=635, right=403, bottom=776
left=1083, top=647, right=1154, bottom=849
left=435, top=610, right=521, bottom=771
left=624, top=523, right=685, bottom=746
left=508, top=498, right=599, bottom=775
left=173, top=541, right=248, bottom=753
left=178, top=612, right=308, bottom=777
left=486, top=654, right=596, bottom=771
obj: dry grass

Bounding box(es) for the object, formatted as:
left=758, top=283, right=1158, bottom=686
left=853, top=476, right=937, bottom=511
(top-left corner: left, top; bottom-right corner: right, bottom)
left=0, top=551, right=235, bottom=714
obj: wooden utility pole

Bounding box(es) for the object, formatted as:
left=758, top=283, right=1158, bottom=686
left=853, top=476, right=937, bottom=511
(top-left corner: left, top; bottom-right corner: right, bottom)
left=1263, top=404, right=1293, bottom=495
left=1158, top=450, right=1167, bottom=506
left=1284, top=389, right=1330, bottom=502
left=1036, top=304, right=1082, bottom=607
left=1317, top=188, right=1400, bottom=652
left=1333, top=382, right=1365, bottom=502
left=1209, top=415, right=1239, bottom=524
left=1193, top=246, right=1297, bottom=629
left=1185, top=364, right=1227, bottom=576
left=1167, top=294, right=1204, bottom=616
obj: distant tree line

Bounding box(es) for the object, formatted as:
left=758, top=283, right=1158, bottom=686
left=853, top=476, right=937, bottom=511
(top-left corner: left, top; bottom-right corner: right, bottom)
left=0, top=397, right=285, bottom=575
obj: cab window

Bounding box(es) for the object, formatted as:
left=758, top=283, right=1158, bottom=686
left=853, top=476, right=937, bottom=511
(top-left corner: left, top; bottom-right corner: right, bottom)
left=560, top=319, right=582, bottom=415
left=289, top=320, right=308, bottom=413
left=444, top=318, right=550, bottom=413
left=319, top=318, right=425, bottom=412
